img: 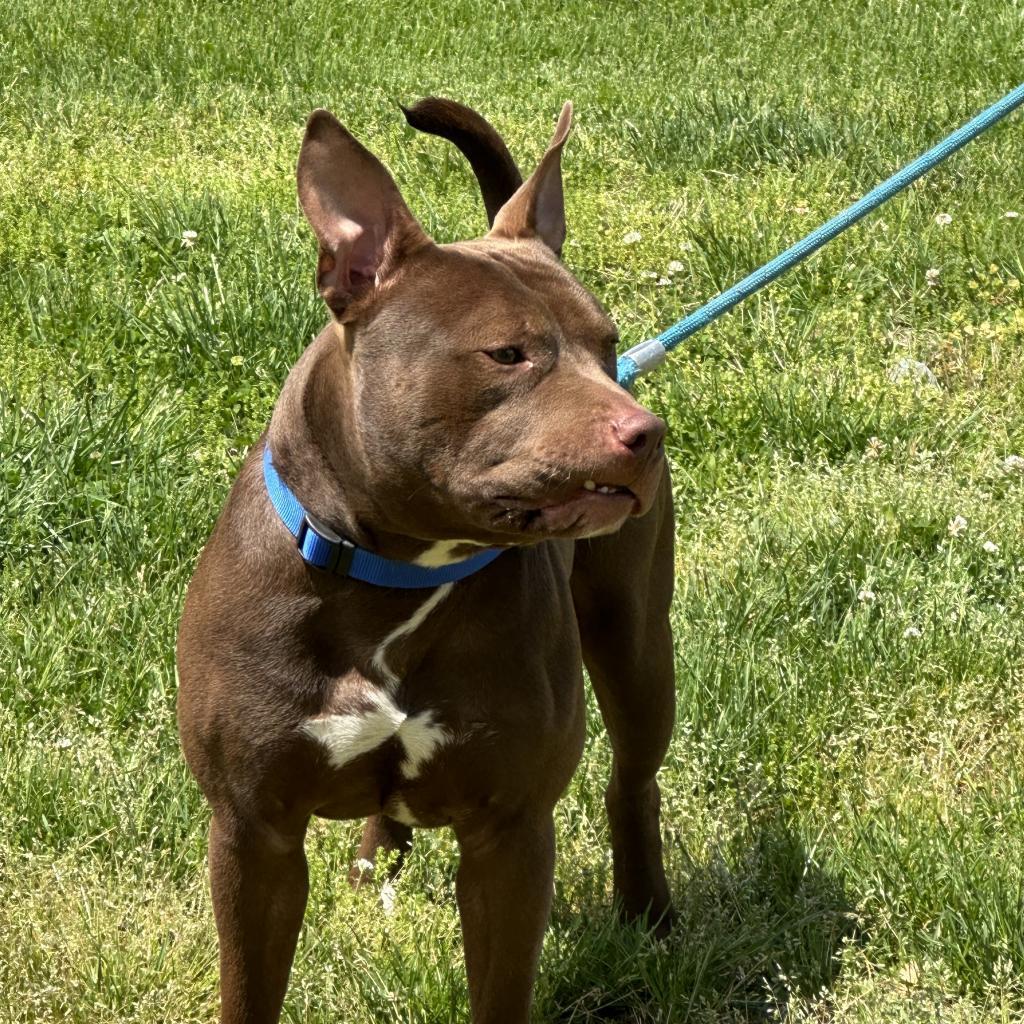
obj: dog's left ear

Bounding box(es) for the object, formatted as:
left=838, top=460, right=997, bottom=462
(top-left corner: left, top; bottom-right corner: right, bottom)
left=297, top=109, right=431, bottom=320
left=489, top=102, right=572, bottom=256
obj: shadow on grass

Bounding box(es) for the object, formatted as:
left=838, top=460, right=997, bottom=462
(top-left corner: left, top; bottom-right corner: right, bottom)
left=541, top=811, right=859, bottom=1022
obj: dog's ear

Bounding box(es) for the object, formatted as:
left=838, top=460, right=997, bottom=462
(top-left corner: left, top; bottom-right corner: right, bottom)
left=297, top=109, right=431, bottom=320
left=488, top=102, right=572, bottom=256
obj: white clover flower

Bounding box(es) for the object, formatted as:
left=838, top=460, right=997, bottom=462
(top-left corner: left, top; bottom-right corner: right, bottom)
left=55, top=736, right=72, bottom=749
left=1002, top=454, right=1024, bottom=474
left=655, top=277, right=672, bottom=286
left=903, top=626, right=922, bottom=639
left=889, top=358, right=939, bottom=386
left=858, top=588, right=876, bottom=603
left=792, top=204, right=811, bottom=215
left=947, top=515, right=968, bottom=537
left=982, top=540, right=999, bottom=554
left=380, top=880, right=397, bottom=915
left=181, top=229, right=198, bottom=247
left=621, top=230, right=642, bottom=244
left=925, top=267, right=940, bottom=286
left=667, top=260, right=685, bottom=274
left=1003, top=211, right=1020, bottom=219
left=934, top=213, right=953, bottom=226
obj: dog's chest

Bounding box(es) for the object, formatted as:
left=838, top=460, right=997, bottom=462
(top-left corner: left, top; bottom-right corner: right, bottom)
left=302, top=583, right=456, bottom=778
left=300, top=570, right=584, bottom=821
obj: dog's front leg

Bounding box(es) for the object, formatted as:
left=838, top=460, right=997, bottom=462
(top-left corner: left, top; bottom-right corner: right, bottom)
left=209, top=812, right=310, bottom=1024
left=572, top=469, right=676, bottom=935
left=454, top=812, right=556, bottom=1024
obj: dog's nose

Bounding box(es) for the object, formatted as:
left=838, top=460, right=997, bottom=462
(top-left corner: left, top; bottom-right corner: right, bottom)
left=611, top=408, right=666, bottom=459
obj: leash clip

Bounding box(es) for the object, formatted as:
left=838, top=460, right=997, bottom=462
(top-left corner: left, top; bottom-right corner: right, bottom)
left=296, top=512, right=356, bottom=577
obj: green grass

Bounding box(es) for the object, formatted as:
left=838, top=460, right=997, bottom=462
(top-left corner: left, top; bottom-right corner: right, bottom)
left=2, top=1, right=1024, bottom=1020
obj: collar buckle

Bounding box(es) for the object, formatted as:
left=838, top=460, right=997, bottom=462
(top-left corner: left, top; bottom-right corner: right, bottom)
left=296, top=511, right=356, bottom=576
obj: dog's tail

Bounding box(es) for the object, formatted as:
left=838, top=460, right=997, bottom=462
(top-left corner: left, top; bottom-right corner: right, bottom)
left=401, top=97, right=523, bottom=227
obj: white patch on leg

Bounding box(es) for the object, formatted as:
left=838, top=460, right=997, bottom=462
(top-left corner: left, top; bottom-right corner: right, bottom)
left=371, top=583, right=453, bottom=691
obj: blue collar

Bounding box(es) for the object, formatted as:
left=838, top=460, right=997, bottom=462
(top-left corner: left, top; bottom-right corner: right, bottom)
left=262, top=445, right=503, bottom=588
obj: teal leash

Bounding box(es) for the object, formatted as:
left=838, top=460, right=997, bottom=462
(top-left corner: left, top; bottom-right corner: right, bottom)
left=617, top=83, right=1024, bottom=389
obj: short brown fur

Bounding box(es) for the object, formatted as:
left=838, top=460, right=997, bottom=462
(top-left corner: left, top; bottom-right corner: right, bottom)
left=177, top=99, right=676, bottom=1024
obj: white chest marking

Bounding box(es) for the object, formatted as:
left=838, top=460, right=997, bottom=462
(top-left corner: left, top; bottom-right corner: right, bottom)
left=385, top=796, right=420, bottom=827
left=371, top=583, right=453, bottom=692
left=413, top=540, right=485, bottom=568
left=303, top=584, right=454, bottom=778
left=302, top=690, right=447, bottom=778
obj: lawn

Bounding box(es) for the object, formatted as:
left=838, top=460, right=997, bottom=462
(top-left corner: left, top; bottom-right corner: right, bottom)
left=2, top=1, right=1023, bottom=1020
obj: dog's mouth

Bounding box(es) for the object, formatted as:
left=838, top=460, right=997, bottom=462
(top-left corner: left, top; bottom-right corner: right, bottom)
left=491, top=478, right=640, bottom=539
left=578, top=479, right=635, bottom=498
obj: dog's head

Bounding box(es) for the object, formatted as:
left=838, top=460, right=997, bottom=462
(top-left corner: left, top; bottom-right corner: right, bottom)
left=296, top=100, right=665, bottom=548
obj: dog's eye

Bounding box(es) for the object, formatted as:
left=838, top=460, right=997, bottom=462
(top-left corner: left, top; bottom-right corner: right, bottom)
left=488, top=346, right=527, bottom=366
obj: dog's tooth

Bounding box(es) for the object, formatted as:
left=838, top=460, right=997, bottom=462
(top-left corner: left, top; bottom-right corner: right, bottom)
left=597, top=485, right=612, bottom=494
left=583, top=480, right=597, bottom=491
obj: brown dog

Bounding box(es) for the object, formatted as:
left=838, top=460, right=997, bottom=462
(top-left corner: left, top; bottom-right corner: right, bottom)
left=177, top=98, right=676, bottom=1024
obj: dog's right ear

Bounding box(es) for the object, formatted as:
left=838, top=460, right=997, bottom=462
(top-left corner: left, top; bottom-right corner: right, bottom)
left=489, top=102, right=572, bottom=257
left=297, top=110, right=431, bottom=320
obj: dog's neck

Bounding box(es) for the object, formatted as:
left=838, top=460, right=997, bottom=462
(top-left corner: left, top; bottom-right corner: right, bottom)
left=267, top=323, right=442, bottom=565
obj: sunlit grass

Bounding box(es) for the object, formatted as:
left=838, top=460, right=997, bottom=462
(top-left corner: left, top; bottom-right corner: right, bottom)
left=2, top=1, right=1023, bottom=1020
